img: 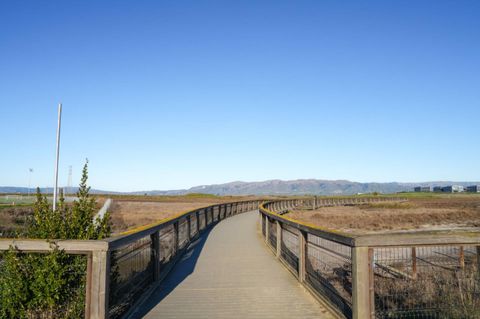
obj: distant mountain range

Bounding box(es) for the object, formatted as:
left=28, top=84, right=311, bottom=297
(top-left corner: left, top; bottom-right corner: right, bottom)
left=1, top=179, right=479, bottom=196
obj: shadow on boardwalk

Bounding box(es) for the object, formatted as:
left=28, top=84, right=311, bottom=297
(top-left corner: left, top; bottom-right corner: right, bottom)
left=133, top=211, right=334, bottom=319
left=131, top=227, right=214, bottom=318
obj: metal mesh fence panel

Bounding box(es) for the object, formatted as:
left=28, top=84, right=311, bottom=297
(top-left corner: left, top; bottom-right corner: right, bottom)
left=199, top=211, right=206, bottom=230
left=190, top=214, right=197, bottom=238
left=109, top=235, right=154, bottom=319
left=262, top=216, right=266, bottom=237
left=268, top=219, right=277, bottom=249
left=306, top=234, right=352, bottom=318
left=280, top=224, right=299, bottom=274
left=178, top=218, right=189, bottom=249
left=206, top=209, right=212, bottom=226
left=373, top=245, right=480, bottom=318
left=158, top=225, right=175, bottom=264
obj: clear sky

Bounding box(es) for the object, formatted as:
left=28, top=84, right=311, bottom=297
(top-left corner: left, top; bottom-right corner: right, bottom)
left=1, top=1, right=479, bottom=192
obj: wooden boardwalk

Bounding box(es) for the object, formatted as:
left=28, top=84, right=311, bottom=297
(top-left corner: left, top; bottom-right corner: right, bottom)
left=132, top=211, right=335, bottom=319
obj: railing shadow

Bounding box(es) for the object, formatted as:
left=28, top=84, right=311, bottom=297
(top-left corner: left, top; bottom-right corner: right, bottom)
left=130, top=226, right=214, bottom=318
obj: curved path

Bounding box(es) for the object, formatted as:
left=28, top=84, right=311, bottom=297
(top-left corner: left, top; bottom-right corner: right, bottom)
left=132, top=211, right=334, bottom=319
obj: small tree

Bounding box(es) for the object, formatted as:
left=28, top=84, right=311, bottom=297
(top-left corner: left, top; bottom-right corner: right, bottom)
left=0, top=160, right=110, bottom=319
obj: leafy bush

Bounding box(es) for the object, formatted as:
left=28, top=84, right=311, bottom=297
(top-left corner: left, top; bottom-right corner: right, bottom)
left=0, top=160, right=110, bottom=319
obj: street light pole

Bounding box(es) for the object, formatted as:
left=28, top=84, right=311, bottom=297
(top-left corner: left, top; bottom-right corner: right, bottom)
left=53, top=103, right=62, bottom=211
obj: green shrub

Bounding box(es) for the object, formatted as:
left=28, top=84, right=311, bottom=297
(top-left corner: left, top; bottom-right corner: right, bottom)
left=0, top=160, right=110, bottom=319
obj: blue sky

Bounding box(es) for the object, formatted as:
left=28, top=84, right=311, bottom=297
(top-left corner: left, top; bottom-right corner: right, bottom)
left=1, top=1, right=479, bottom=192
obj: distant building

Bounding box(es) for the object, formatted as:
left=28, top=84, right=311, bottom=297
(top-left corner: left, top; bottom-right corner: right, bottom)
left=441, top=185, right=464, bottom=193
left=466, top=185, right=479, bottom=193
left=414, top=186, right=431, bottom=192
left=433, top=186, right=443, bottom=192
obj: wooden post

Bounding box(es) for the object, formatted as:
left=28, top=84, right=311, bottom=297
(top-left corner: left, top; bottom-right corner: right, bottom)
left=411, top=247, right=417, bottom=279
left=352, top=246, right=373, bottom=319
left=85, top=253, right=93, bottom=318
left=298, top=230, right=307, bottom=282
left=459, top=246, right=465, bottom=269
left=151, top=231, right=161, bottom=281
left=88, top=250, right=110, bottom=319
left=276, top=221, right=282, bottom=258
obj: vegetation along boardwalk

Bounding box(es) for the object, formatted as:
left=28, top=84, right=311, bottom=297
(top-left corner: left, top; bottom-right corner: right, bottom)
left=133, top=211, right=335, bottom=319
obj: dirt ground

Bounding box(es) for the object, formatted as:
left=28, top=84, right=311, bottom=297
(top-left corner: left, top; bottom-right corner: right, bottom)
left=287, top=195, right=480, bottom=234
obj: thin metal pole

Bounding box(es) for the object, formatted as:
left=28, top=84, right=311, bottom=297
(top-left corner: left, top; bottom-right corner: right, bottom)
left=28, top=168, right=33, bottom=197
left=53, top=103, right=62, bottom=211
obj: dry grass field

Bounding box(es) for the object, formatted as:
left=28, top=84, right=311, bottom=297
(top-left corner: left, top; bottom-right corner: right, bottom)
left=0, top=193, right=266, bottom=236
left=106, top=194, right=264, bottom=233
left=287, top=194, right=480, bottom=234
left=0, top=205, right=33, bottom=237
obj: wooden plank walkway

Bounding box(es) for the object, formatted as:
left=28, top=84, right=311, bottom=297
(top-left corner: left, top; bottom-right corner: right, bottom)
left=132, top=211, right=335, bottom=319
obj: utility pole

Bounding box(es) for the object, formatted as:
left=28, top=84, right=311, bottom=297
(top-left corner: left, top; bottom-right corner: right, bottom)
left=53, top=103, right=62, bottom=211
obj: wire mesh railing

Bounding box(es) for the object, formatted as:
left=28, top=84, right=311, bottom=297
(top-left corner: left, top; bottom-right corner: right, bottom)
left=199, top=210, right=206, bottom=231
left=259, top=198, right=480, bottom=319
left=306, top=233, right=353, bottom=317
left=108, top=235, right=154, bottom=319
left=373, top=245, right=480, bottom=318
left=106, top=200, right=262, bottom=319
left=268, top=218, right=277, bottom=249
left=280, top=224, right=300, bottom=275
left=2, top=196, right=478, bottom=319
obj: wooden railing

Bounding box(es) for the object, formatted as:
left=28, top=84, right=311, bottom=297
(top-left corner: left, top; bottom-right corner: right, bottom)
left=0, top=199, right=263, bottom=319
left=260, top=198, right=480, bottom=319
left=2, top=196, right=479, bottom=319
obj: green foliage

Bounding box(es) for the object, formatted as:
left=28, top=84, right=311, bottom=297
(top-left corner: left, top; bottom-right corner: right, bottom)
left=0, top=160, right=110, bottom=319
left=27, top=161, right=110, bottom=241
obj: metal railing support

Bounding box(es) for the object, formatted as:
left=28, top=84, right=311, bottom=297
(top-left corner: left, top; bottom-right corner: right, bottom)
left=411, top=247, right=417, bottom=279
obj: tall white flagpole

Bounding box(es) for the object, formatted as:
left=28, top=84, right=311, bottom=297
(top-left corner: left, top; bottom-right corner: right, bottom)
left=53, top=103, right=62, bottom=211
